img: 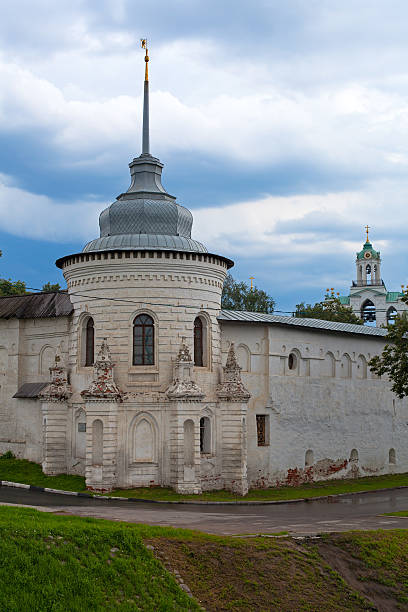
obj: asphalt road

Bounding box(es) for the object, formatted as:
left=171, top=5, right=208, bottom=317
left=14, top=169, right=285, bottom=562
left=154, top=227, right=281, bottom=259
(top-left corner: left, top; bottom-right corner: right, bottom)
left=1, top=486, right=408, bottom=535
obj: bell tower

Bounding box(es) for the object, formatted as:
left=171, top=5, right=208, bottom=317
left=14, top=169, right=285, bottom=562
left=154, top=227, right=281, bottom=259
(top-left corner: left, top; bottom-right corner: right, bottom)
left=355, top=225, right=382, bottom=287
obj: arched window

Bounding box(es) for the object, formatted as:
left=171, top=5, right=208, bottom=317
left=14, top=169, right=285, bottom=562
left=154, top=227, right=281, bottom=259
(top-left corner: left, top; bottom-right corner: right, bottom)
left=194, top=317, right=203, bottom=366
left=200, top=416, right=211, bottom=454
left=387, top=307, right=397, bottom=325
left=361, top=299, right=376, bottom=324
left=85, top=318, right=94, bottom=366
left=350, top=448, right=358, bottom=462
left=305, top=449, right=314, bottom=466
left=133, top=314, right=154, bottom=365
left=389, top=448, right=396, bottom=464
left=366, top=264, right=371, bottom=276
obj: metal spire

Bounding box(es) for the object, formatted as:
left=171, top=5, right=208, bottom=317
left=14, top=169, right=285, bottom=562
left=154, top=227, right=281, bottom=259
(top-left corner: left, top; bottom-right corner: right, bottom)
left=141, top=39, right=150, bottom=155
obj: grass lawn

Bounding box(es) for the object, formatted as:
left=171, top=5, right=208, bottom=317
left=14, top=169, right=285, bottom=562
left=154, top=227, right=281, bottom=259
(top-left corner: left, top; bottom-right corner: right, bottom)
left=0, top=505, right=380, bottom=612
left=1, top=456, right=407, bottom=501
left=0, top=457, right=87, bottom=492
left=383, top=510, right=408, bottom=517
left=0, top=506, right=199, bottom=611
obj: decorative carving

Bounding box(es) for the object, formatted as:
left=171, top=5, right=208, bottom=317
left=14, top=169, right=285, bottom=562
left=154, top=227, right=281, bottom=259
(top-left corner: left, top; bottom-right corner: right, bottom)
left=217, top=343, right=250, bottom=402
left=81, top=338, right=122, bottom=400
left=39, top=344, right=72, bottom=401
left=176, top=337, right=192, bottom=362
left=166, top=338, right=204, bottom=400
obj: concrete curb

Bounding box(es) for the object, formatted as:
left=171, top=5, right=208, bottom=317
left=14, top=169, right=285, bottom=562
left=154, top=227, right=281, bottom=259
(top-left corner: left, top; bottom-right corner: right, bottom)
left=0, top=480, right=407, bottom=505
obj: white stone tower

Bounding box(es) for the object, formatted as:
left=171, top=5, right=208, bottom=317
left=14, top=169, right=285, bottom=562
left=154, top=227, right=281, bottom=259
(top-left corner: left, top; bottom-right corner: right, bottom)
left=51, top=42, right=250, bottom=494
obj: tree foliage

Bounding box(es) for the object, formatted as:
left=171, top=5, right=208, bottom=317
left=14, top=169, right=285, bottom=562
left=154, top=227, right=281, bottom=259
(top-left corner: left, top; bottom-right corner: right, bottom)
left=42, top=282, right=61, bottom=292
left=369, top=311, right=408, bottom=398
left=294, top=296, right=363, bottom=324
left=0, top=278, right=27, bottom=296
left=221, top=274, right=275, bottom=313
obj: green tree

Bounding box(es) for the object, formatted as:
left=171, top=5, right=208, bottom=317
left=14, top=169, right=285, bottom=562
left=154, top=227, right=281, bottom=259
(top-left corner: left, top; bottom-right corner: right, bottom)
left=42, top=282, right=61, bottom=292
left=221, top=274, right=275, bottom=313
left=369, top=311, right=408, bottom=398
left=295, top=295, right=363, bottom=324
left=0, top=279, right=27, bottom=296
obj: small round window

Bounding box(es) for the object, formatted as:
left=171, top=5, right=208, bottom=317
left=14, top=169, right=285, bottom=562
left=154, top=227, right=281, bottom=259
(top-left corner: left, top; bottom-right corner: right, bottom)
left=288, top=353, right=297, bottom=370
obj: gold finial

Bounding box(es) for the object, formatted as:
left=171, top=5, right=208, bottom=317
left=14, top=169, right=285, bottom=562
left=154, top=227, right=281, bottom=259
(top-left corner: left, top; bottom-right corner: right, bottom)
left=141, top=38, right=149, bottom=81
left=249, top=276, right=255, bottom=291
left=365, top=224, right=370, bottom=243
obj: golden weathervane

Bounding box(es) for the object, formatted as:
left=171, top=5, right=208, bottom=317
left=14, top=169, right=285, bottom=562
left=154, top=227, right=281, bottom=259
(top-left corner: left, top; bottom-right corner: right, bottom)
left=141, top=38, right=149, bottom=81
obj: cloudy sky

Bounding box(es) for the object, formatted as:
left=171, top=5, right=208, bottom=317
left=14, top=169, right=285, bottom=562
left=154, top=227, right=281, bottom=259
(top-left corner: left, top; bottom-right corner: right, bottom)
left=1, top=0, right=408, bottom=312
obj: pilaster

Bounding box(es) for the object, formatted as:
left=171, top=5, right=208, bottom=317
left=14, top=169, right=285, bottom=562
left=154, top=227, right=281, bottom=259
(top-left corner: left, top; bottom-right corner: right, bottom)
left=39, top=347, right=72, bottom=475
left=217, top=343, right=250, bottom=496
left=81, top=338, right=122, bottom=491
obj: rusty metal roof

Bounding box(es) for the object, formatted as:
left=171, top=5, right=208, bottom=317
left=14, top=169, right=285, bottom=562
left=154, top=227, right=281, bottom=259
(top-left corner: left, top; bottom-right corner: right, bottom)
left=13, top=382, right=49, bottom=398
left=0, top=292, right=73, bottom=319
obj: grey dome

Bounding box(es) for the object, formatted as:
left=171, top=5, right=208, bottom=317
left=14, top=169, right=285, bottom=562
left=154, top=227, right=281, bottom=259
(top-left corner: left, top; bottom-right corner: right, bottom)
left=83, top=233, right=207, bottom=253
left=82, top=152, right=207, bottom=255
left=99, top=198, right=193, bottom=238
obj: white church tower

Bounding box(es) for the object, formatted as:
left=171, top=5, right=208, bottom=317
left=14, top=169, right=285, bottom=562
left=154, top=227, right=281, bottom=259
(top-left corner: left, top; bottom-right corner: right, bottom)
left=342, top=226, right=407, bottom=326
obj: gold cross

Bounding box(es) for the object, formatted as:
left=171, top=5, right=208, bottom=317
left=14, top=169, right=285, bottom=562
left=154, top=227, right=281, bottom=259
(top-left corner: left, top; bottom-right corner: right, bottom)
left=249, top=276, right=255, bottom=291
left=365, top=224, right=370, bottom=242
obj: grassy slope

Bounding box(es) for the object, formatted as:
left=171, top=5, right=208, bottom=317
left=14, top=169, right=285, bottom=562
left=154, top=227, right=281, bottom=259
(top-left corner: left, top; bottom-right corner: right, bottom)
left=0, top=506, right=373, bottom=612
left=0, top=506, right=199, bottom=612
left=0, top=457, right=407, bottom=501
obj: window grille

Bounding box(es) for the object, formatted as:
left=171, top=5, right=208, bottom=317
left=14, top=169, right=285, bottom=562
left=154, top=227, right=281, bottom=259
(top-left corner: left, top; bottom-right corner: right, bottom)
left=85, top=318, right=94, bottom=366
left=133, top=314, right=154, bottom=365
left=256, top=415, right=267, bottom=446
left=194, top=317, right=203, bottom=366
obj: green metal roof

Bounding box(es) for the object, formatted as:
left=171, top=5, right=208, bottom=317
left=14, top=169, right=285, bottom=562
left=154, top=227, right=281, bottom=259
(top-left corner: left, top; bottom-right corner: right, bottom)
left=357, top=241, right=380, bottom=260
left=338, top=296, right=350, bottom=305
left=386, top=291, right=403, bottom=302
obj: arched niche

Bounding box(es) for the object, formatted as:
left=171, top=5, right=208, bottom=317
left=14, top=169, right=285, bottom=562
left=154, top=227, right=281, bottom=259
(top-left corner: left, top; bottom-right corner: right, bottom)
left=340, top=353, right=352, bottom=379
left=389, top=448, right=396, bottom=464
left=356, top=354, right=367, bottom=379
left=39, top=345, right=55, bottom=376
left=322, top=351, right=336, bottom=377
left=130, top=414, right=158, bottom=463
left=236, top=344, right=250, bottom=372
left=305, top=449, right=314, bottom=466
left=74, top=409, right=86, bottom=460
left=350, top=448, right=358, bottom=462
left=184, top=419, right=195, bottom=468
left=92, top=419, right=103, bottom=466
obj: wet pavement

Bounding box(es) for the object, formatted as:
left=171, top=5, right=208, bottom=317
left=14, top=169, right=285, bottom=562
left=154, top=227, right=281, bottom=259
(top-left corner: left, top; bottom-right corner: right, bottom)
left=1, top=486, right=407, bottom=535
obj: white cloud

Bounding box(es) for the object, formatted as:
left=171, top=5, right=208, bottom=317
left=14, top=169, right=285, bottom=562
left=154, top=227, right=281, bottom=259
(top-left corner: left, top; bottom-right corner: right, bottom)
left=0, top=173, right=102, bottom=242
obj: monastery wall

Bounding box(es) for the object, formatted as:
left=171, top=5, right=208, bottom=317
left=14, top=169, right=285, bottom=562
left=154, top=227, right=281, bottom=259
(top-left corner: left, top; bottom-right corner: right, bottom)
left=220, top=321, right=408, bottom=487
left=0, top=316, right=70, bottom=460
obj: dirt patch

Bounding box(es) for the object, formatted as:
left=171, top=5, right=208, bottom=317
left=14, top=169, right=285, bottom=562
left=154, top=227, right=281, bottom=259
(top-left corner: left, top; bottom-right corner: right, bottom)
left=315, top=540, right=400, bottom=612
left=310, top=531, right=408, bottom=612
left=145, top=536, right=373, bottom=611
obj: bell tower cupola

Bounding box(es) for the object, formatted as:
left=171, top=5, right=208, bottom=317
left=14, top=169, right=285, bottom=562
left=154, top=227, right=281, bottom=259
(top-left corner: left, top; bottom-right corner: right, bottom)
left=355, top=225, right=382, bottom=287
